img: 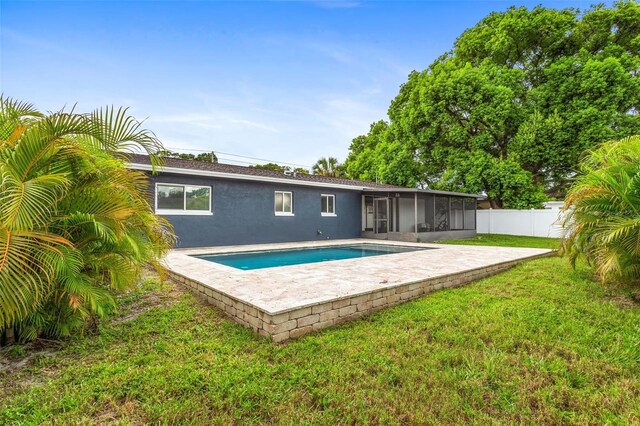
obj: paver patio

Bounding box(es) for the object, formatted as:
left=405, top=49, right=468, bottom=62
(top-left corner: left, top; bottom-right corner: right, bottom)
left=163, top=239, right=553, bottom=342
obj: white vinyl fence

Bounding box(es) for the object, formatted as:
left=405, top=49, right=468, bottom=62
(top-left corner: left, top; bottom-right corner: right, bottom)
left=477, top=207, right=565, bottom=238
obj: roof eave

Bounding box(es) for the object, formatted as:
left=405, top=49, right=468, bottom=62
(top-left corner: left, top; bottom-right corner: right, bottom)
left=127, top=163, right=370, bottom=191
left=363, top=187, right=482, bottom=198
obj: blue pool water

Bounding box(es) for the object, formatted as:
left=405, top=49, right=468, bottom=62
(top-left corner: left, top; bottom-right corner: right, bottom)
left=194, top=244, right=429, bottom=270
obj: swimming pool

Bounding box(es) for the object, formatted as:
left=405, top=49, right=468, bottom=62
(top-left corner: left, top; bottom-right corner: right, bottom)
left=194, top=243, right=430, bottom=270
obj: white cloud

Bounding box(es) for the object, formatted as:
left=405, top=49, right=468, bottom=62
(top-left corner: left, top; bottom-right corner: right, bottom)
left=148, top=111, right=279, bottom=133
left=227, top=118, right=279, bottom=133
left=147, top=114, right=224, bottom=130
left=143, top=85, right=387, bottom=169
left=1, top=27, right=109, bottom=66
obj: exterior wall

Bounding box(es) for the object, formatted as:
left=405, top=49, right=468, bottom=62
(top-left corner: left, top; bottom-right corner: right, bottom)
left=477, top=208, right=565, bottom=238
left=149, top=173, right=362, bottom=248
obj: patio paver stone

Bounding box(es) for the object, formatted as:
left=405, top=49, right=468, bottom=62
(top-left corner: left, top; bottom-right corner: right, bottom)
left=163, top=239, right=553, bottom=342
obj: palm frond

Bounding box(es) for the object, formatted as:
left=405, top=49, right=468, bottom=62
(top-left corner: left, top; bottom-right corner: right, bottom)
left=0, top=95, right=42, bottom=143
left=562, top=135, right=640, bottom=286
left=86, top=106, right=163, bottom=169
left=0, top=96, right=175, bottom=340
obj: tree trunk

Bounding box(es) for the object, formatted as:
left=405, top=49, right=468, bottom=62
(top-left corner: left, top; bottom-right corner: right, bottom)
left=5, top=326, right=15, bottom=345
left=489, top=199, right=504, bottom=209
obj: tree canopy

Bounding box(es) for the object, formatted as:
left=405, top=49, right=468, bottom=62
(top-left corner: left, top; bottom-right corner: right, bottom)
left=157, top=149, right=218, bottom=163
left=312, top=157, right=346, bottom=177
left=250, top=163, right=309, bottom=174
left=345, top=1, right=640, bottom=208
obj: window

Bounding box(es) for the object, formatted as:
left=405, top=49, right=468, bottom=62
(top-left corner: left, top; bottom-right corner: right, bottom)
left=321, top=194, right=335, bottom=216
left=275, top=191, right=293, bottom=215
left=156, top=184, right=211, bottom=215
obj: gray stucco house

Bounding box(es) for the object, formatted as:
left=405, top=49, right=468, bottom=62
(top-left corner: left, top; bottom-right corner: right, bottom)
left=127, top=154, right=478, bottom=248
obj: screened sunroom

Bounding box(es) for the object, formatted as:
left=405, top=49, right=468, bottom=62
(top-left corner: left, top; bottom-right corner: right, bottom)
left=360, top=189, right=478, bottom=242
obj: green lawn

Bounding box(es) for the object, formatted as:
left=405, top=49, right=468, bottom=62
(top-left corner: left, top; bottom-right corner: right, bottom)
left=1, top=235, right=639, bottom=424
left=438, top=233, right=561, bottom=249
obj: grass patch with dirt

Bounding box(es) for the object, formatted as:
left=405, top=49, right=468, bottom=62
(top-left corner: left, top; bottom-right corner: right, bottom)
left=1, top=236, right=638, bottom=424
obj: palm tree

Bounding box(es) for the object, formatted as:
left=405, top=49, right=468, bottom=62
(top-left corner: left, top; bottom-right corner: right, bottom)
left=561, top=135, right=640, bottom=287
left=312, top=157, right=344, bottom=177
left=0, top=96, right=174, bottom=341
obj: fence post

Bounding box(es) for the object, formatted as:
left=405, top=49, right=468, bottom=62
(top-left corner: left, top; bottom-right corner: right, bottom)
left=488, top=208, right=492, bottom=234
left=531, top=208, right=535, bottom=237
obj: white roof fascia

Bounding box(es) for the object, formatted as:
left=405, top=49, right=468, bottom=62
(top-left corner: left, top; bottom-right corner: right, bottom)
left=364, top=187, right=482, bottom=198
left=128, top=163, right=370, bottom=191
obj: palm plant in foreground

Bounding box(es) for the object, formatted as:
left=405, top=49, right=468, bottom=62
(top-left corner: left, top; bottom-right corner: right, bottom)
left=561, top=135, right=640, bottom=287
left=0, top=96, right=174, bottom=341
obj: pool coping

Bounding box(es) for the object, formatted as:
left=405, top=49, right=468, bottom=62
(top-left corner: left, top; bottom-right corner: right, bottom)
left=163, top=239, right=554, bottom=342
left=190, top=242, right=432, bottom=271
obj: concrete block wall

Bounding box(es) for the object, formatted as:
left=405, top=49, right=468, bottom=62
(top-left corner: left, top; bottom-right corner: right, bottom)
left=165, top=252, right=552, bottom=343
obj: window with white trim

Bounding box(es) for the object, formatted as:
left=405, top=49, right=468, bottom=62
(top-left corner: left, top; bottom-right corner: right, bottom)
left=156, top=184, right=212, bottom=215
left=275, top=191, right=293, bottom=215
left=321, top=194, right=336, bottom=216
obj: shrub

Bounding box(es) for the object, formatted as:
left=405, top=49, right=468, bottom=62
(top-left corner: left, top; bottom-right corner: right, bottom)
left=0, top=97, right=174, bottom=341
left=562, top=135, right=640, bottom=287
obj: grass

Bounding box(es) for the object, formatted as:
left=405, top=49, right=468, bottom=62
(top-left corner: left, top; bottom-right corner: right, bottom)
left=1, top=235, right=639, bottom=425
left=438, top=233, right=560, bottom=249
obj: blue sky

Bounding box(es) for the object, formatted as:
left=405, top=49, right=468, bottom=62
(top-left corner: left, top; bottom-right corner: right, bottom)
left=1, top=0, right=595, bottom=169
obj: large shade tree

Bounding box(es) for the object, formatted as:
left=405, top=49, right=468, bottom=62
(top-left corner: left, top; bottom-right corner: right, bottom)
left=345, top=1, right=640, bottom=208
left=0, top=97, right=174, bottom=342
